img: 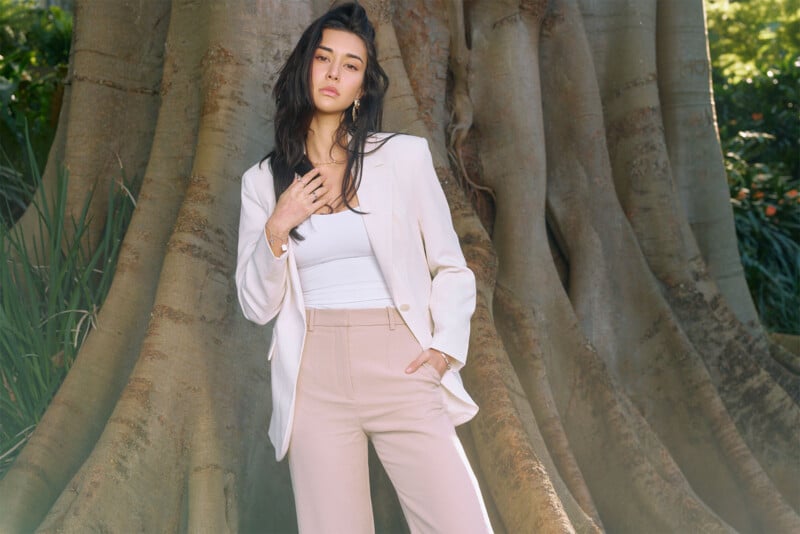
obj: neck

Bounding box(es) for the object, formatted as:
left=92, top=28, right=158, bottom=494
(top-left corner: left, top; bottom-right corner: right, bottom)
left=306, top=113, right=347, bottom=164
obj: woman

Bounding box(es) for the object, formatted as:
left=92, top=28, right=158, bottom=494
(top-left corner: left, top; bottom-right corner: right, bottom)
left=235, top=3, right=491, bottom=533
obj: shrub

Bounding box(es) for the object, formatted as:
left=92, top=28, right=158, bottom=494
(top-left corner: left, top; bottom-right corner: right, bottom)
left=0, top=0, right=71, bottom=138
left=726, top=133, right=800, bottom=333
left=706, top=0, right=800, bottom=334
left=0, top=0, right=72, bottom=224
left=0, top=140, right=133, bottom=477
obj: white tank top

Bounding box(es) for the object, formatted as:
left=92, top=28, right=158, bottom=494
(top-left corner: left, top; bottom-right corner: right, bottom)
left=293, top=209, right=394, bottom=309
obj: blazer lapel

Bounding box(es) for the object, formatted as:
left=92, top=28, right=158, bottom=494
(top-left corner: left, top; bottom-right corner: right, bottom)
left=358, top=146, right=395, bottom=294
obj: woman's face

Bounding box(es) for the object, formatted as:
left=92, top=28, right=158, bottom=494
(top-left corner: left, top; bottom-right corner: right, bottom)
left=310, top=29, right=367, bottom=118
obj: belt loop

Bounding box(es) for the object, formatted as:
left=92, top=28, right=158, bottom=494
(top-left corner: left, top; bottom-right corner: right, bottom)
left=387, top=307, right=396, bottom=330
left=307, top=308, right=315, bottom=332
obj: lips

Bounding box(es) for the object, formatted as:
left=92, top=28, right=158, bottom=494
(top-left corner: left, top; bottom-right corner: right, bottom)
left=320, top=86, right=339, bottom=97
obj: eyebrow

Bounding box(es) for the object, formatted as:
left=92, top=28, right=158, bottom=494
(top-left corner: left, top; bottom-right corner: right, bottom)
left=317, top=45, right=364, bottom=64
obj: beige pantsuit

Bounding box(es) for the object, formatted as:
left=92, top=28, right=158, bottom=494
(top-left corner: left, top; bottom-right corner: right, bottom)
left=236, top=134, right=491, bottom=532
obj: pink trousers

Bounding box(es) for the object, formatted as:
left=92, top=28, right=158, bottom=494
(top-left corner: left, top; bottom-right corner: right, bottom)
left=288, top=307, right=492, bottom=534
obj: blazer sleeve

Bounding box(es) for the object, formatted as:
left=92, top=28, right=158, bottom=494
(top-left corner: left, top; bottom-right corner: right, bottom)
left=412, top=137, right=476, bottom=369
left=235, top=162, right=289, bottom=325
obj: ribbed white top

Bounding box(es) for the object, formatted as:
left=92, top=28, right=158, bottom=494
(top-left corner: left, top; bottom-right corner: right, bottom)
left=294, top=209, right=393, bottom=309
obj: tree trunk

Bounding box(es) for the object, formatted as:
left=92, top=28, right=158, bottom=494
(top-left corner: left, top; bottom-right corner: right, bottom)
left=13, top=0, right=169, bottom=254
left=1, top=0, right=797, bottom=532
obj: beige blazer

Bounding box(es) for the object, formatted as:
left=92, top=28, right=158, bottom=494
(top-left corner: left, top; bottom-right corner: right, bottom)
left=235, top=134, right=478, bottom=461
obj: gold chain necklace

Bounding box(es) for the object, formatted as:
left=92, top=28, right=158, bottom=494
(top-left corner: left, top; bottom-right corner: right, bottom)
left=310, top=158, right=346, bottom=167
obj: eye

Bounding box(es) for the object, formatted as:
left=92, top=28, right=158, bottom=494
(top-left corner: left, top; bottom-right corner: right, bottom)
left=345, top=63, right=359, bottom=71
left=315, top=54, right=329, bottom=62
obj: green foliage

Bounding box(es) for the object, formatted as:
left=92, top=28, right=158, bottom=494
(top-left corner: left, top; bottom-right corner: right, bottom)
left=706, top=0, right=800, bottom=334
left=726, top=134, right=800, bottom=332
left=0, top=0, right=71, bottom=222
left=712, top=53, right=799, bottom=183
left=0, top=121, right=37, bottom=228
left=706, top=0, right=800, bottom=83
left=0, top=0, right=71, bottom=137
left=0, top=139, right=134, bottom=477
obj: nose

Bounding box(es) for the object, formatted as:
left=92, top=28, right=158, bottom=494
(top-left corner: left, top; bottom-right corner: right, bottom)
left=326, top=65, right=339, bottom=81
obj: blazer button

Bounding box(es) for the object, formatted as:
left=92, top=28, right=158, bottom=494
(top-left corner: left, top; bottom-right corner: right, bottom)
left=399, top=304, right=410, bottom=311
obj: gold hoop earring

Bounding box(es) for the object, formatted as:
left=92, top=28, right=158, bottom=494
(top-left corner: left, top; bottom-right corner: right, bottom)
left=352, top=98, right=360, bottom=122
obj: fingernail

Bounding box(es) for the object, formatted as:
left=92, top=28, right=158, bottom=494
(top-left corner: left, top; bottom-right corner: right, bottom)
left=405, top=366, right=413, bottom=373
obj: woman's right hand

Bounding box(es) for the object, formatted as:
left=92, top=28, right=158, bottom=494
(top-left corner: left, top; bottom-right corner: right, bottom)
left=266, top=168, right=329, bottom=236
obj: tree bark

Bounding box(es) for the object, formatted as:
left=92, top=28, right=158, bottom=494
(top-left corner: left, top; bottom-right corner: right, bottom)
left=1, top=0, right=797, bottom=532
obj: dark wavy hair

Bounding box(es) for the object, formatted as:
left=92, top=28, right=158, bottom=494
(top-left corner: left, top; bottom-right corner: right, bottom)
left=265, top=2, right=390, bottom=239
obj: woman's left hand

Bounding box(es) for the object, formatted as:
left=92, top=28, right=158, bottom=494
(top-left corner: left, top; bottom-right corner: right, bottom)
left=405, top=348, right=449, bottom=378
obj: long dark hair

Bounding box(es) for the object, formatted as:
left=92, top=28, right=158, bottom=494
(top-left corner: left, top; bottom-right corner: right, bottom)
left=266, top=2, right=389, bottom=239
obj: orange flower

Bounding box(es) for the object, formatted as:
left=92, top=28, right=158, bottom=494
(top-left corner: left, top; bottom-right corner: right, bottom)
left=765, top=205, right=777, bottom=217
left=751, top=112, right=764, bottom=121
left=736, top=188, right=749, bottom=200
left=753, top=191, right=765, bottom=199
left=786, top=189, right=798, bottom=199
